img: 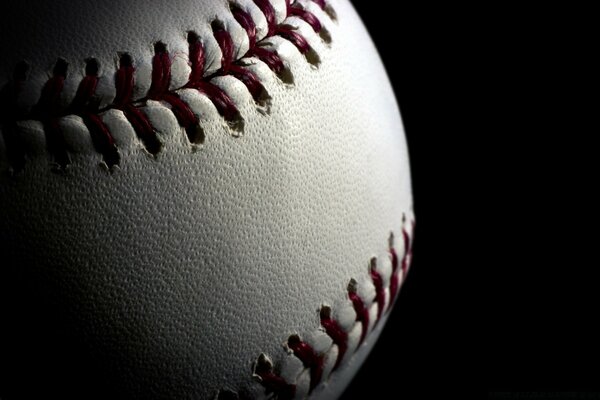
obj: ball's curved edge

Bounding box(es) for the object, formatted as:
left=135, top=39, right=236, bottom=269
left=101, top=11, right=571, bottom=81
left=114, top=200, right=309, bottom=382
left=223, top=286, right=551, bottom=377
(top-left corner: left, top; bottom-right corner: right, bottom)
left=0, top=1, right=415, bottom=398
left=237, top=211, right=415, bottom=399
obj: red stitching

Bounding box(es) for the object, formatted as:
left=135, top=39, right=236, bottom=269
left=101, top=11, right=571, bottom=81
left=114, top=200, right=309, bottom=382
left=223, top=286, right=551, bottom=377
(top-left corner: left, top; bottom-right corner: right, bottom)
left=114, top=53, right=163, bottom=155
left=212, top=22, right=266, bottom=103
left=286, top=0, right=323, bottom=33
left=312, top=0, right=327, bottom=10
left=319, top=305, right=348, bottom=371
left=0, top=0, right=327, bottom=171
left=403, top=219, right=416, bottom=278
left=369, top=257, right=386, bottom=326
left=389, top=215, right=414, bottom=307
left=253, top=0, right=278, bottom=37
left=286, top=334, right=324, bottom=394
left=183, top=32, right=240, bottom=123
left=348, top=278, right=370, bottom=346
left=388, top=234, right=401, bottom=305
left=31, top=58, right=71, bottom=169
left=232, top=2, right=287, bottom=77
left=69, top=58, right=120, bottom=168
left=254, top=221, right=416, bottom=397
left=253, top=353, right=296, bottom=400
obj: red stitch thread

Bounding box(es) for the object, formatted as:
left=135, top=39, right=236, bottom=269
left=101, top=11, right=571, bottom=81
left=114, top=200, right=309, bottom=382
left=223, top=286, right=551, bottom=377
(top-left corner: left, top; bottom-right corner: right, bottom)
left=286, top=334, right=324, bottom=393
left=389, top=216, right=416, bottom=309
left=312, top=0, right=326, bottom=10
left=113, top=54, right=162, bottom=155
left=69, top=58, right=120, bottom=168
left=147, top=42, right=171, bottom=99
left=211, top=22, right=266, bottom=103
left=184, top=32, right=240, bottom=123
left=253, top=354, right=296, bottom=400
left=231, top=6, right=286, bottom=75
left=1, top=0, right=326, bottom=170
left=285, top=0, right=322, bottom=32
left=347, top=279, right=370, bottom=345
left=320, top=305, right=347, bottom=371
left=251, top=222, right=415, bottom=398
left=388, top=232, right=401, bottom=305
left=231, top=2, right=284, bottom=75
left=250, top=46, right=286, bottom=75
left=369, top=258, right=386, bottom=326
left=401, top=218, right=415, bottom=282
left=147, top=42, right=201, bottom=143
left=276, top=26, right=312, bottom=55
left=33, top=59, right=71, bottom=169
left=253, top=0, right=277, bottom=36
left=186, top=32, right=206, bottom=86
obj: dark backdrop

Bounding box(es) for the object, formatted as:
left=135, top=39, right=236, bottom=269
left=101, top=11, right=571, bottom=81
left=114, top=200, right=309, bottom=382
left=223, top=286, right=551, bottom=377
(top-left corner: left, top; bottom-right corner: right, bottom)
left=345, top=3, right=598, bottom=400
left=340, top=2, right=455, bottom=399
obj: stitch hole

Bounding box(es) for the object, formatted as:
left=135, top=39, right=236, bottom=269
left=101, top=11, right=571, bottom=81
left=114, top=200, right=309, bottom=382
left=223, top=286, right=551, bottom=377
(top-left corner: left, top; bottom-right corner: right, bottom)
left=253, top=353, right=274, bottom=381
left=347, top=278, right=358, bottom=294
left=235, top=60, right=273, bottom=114
left=320, top=304, right=332, bottom=320
left=254, top=44, right=295, bottom=85
left=318, top=26, right=332, bottom=45
left=304, top=46, right=320, bottom=67
left=322, top=3, right=338, bottom=21
left=254, top=86, right=271, bottom=114
left=278, top=24, right=321, bottom=67
left=286, top=333, right=301, bottom=349
left=187, top=124, right=205, bottom=146
left=140, top=134, right=162, bottom=157
left=224, top=113, right=244, bottom=134
left=288, top=2, right=332, bottom=44
left=276, top=64, right=295, bottom=85
left=285, top=334, right=324, bottom=393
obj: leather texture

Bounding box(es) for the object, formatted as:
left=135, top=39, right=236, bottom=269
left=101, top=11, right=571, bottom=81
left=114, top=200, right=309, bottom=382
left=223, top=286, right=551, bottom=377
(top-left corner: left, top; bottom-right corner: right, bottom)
left=0, top=1, right=413, bottom=399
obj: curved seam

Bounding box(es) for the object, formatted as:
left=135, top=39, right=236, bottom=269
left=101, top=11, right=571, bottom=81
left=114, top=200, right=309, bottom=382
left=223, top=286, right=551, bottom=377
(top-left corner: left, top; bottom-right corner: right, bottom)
left=245, top=214, right=416, bottom=400
left=0, top=0, right=330, bottom=172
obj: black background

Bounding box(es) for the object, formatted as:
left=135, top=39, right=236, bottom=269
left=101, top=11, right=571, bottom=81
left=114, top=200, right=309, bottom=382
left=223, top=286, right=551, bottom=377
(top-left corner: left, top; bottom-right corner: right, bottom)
left=343, top=3, right=597, bottom=400
left=341, top=3, right=600, bottom=400
left=340, top=2, right=457, bottom=399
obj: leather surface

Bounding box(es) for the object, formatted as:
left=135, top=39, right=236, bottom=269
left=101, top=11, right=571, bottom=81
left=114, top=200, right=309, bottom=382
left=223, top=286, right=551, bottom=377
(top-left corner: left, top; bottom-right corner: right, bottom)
left=0, top=1, right=413, bottom=398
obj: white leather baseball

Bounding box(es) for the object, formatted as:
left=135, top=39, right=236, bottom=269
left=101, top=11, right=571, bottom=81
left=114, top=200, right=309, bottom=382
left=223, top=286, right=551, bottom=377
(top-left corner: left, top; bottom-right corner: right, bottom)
left=0, top=1, right=414, bottom=399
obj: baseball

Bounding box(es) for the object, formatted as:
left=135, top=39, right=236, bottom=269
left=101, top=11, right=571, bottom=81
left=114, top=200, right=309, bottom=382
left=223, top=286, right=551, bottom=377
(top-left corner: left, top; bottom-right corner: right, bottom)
left=0, top=0, right=414, bottom=399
